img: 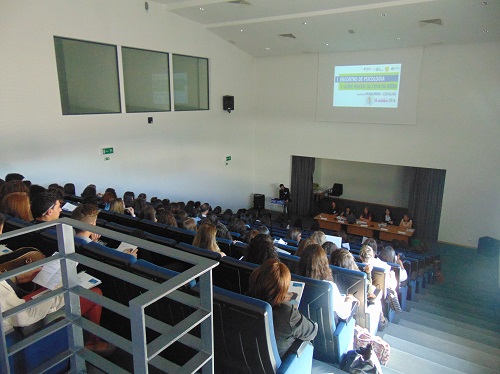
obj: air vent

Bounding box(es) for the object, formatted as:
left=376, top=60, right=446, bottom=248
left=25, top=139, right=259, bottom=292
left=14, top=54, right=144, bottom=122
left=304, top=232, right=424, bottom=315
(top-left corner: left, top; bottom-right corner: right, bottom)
left=419, top=18, right=443, bottom=26
left=279, top=33, right=296, bottom=39
left=228, top=0, right=252, bottom=5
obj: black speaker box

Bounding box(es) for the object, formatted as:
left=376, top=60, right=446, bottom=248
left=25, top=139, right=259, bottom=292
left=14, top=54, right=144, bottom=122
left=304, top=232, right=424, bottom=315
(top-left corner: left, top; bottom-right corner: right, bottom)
left=253, top=194, right=265, bottom=210
left=331, top=183, right=343, bottom=197
left=223, top=95, right=234, bottom=112
left=478, top=236, right=499, bottom=257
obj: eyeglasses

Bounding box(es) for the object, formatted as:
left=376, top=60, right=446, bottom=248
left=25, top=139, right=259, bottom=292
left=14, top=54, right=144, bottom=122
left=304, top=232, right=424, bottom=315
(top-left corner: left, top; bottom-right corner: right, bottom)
left=42, top=203, right=56, bottom=217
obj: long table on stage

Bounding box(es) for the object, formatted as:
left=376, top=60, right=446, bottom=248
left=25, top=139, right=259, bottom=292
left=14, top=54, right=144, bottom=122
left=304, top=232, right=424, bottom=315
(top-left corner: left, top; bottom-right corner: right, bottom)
left=314, top=214, right=415, bottom=244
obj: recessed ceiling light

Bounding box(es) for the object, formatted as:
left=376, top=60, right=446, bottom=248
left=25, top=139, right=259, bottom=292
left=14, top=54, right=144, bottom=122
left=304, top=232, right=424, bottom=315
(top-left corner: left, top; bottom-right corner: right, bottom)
left=483, top=30, right=489, bottom=33
left=325, top=43, right=329, bottom=46
left=481, top=1, right=489, bottom=5
left=199, top=7, right=205, bottom=10
left=302, top=22, right=307, bottom=26
left=238, top=29, right=243, bottom=32
left=348, top=29, right=355, bottom=34
left=381, top=13, right=387, bottom=17
left=396, top=37, right=401, bottom=40
left=265, top=47, right=270, bottom=50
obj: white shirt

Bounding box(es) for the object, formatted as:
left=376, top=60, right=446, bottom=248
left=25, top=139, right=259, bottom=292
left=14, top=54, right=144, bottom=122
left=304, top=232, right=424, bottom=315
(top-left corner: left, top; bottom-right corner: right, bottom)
left=0, top=280, right=65, bottom=334
left=325, top=280, right=353, bottom=321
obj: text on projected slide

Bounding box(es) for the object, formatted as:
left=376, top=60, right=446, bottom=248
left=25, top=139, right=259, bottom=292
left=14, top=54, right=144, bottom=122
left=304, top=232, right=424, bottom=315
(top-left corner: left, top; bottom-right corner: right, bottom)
left=333, top=64, right=401, bottom=108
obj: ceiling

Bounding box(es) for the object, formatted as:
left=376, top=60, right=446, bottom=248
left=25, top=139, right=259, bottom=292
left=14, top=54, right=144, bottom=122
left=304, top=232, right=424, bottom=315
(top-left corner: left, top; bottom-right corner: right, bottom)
left=153, top=0, right=500, bottom=57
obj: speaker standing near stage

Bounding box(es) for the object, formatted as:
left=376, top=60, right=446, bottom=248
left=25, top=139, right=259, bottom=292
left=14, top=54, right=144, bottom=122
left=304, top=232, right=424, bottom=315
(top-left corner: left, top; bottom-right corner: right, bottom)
left=279, top=184, right=291, bottom=218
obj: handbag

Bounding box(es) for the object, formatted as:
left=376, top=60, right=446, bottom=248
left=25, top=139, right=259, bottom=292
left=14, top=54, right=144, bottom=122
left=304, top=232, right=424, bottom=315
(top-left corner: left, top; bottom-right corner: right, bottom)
left=387, top=287, right=402, bottom=313
left=0, top=247, right=46, bottom=273
left=340, top=343, right=383, bottom=374
left=354, top=325, right=391, bottom=366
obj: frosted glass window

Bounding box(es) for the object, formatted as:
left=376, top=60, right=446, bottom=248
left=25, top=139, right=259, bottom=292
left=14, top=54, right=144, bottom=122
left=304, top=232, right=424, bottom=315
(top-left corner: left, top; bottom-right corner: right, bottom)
left=173, top=54, right=209, bottom=111
left=54, top=37, right=121, bottom=115
left=122, top=47, right=170, bottom=112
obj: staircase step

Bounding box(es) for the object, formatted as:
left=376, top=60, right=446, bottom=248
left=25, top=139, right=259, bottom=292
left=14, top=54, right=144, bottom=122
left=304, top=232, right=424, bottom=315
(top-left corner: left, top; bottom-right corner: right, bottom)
left=400, top=308, right=500, bottom=340
left=397, top=315, right=500, bottom=350
left=380, top=323, right=500, bottom=372
left=383, top=335, right=499, bottom=374
left=415, top=292, right=500, bottom=321
left=417, top=293, right=498, bottom=319
left=408, top=301, right=500, bottom=332
left=385, top=345, right=463, bottom=374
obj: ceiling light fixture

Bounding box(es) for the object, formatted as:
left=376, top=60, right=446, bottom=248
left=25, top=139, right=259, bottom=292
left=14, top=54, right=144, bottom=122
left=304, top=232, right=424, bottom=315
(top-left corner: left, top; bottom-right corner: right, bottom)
left=381, top=13, right=387, bottom=17
left=396, top=37, right=401, bottom=40
left=325, top=43, right=329, bottom=46
left=265, top=47, right=270, bottom=50
left=302, top=22, right=307, bottom=25
left=481, top=1, right=489, bottom=5
left=238, top=29, right=243, bottom=32
left=483, top=30, right=489, bottom=33
left=199, top=7, right=205, bottom=11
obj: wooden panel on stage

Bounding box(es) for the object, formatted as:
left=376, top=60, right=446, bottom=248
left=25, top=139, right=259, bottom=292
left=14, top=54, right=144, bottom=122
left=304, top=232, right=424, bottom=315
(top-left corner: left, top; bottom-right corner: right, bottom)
left=378, top=226, right=414, bottom=244
left=347, top=224, right=374, bottom=238
left=314, top=213, right=342, bottom=231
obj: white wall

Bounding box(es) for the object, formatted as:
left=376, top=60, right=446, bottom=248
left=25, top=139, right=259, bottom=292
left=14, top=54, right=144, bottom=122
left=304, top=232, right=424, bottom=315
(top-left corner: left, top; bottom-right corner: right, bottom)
left=254, top=44, right=500, bottom=247
left=1, top=0, right=499, bottom=247
left=0, top=0, right=256, bottom=210
left=314, top=159, right=411, bottom=207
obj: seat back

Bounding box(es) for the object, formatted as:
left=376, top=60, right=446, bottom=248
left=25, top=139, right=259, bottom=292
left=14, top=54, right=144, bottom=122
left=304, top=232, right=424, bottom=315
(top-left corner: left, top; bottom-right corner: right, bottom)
left=277, top=251, right=300, bottom=274
left=165, top=226, right=196, bottom=244
left=137, top=219, right=168, bottom=237
left=213, top=256, right=258, bottom=294
left=175, top=242, right=223, bottom=261
left=209, top=286, right=281, bottom=373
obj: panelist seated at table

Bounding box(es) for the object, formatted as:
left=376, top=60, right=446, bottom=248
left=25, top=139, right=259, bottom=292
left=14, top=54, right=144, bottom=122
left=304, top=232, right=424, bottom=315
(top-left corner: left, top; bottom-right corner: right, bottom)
left=383, top=208, right=394, bottom=225
left=359, top=207, right=372, bottom=223
left=340, top=206, right=356, bottom=222
left=329, top=201, right=339, bottom=215
left=399, top=215, right=413, bottom=229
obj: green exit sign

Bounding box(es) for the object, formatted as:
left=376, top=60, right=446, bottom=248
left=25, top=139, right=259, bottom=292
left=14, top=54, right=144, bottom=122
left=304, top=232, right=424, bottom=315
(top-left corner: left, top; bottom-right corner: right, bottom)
left=102, top=147, right=114, bottom=155
left=226, top=156, right=231, bottom=162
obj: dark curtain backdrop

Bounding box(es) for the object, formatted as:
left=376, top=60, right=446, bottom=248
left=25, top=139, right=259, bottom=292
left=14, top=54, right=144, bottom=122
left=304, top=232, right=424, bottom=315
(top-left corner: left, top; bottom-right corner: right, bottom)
left=290, top=156, right=315, bottom=216
left=408, top=167, right=446, bottom=241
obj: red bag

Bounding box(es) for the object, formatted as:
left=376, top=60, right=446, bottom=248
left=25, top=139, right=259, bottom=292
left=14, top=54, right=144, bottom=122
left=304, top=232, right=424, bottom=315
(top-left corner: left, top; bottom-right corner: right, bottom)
left=354, top=325, right=391, bottom=366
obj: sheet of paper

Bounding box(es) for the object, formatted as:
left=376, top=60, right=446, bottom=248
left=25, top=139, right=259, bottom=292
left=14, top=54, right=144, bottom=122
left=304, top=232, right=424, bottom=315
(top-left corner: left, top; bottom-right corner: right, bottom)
left=77, top=271, right=102, bottom=289
left=324, top=235, right=342, bottom=249
left=32, top=256, right=62, bottom=290
left=0, top=245, right=12, bottom=255
left=342, top=243, right=350, bottom=250
left=287, top=281, right=305, bottom=308
left=116, top=242, right=138, bottom=252
left=62, top=202, right=78, bottom=211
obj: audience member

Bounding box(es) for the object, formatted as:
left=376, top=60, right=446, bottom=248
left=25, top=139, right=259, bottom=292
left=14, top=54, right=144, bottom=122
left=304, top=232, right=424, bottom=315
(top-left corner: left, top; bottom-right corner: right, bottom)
left=322, top=241, right=338, bottom=256
left=295, top=238, right=315, bottom=257
left=192, top=222, right=225, bottom=256
left=309, top=231, right=327, bottom=246
left=140, top=205, right=157, bottom=222
left=157, top=210, right=177, bottom=227
left=30, top=191, right=62, bottom=223
left=227, top=218, right=247, bottom=238
left=206, top=214, right=233, bottom=241
left=1, top=192, right=33, bottom=221
left=0, top=180, right=29, bottom=201
left=297, top=244, right=358, bottom=321
left=123, top=191, right=135, bottom=208
left=379, top=246, right=408, bottom=283
left=244, top=229, right=259, bottom=244
left=63, top=183, right=76, bottom=196
left=243, top=234, right=278, bottom=265
left=182, top=218, right=197, bottom=232
left=5, top=173, right=24, bottom=182
left=247, top=259, right=317, bottom=358
left=286, top=227, right=302, bottom=243
left=330, top=249, right=358, bottom=271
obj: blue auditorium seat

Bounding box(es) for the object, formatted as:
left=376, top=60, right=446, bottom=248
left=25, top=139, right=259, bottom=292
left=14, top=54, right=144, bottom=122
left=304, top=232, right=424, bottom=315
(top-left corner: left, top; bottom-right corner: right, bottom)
left=208, top=286, right=314, bottom=373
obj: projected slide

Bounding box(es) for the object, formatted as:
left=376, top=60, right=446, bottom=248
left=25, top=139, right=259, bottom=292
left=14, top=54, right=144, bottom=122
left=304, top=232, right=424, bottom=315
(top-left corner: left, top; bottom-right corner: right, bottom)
left=333, top=64, right=401, bottom=108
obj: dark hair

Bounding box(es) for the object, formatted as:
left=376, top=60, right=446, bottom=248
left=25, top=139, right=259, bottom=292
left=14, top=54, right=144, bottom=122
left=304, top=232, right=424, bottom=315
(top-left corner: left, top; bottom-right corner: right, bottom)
left=248, top=259, right=291, bottom=307
left=31, top=191, right=59, bottom=219
left=295, top=238, right=315, bottom=257
left=5, top=173, right=24, bottom=182
left=63, top=183, right=76, bottom=196
left=330, top=249, right=358, bottom=271
left=362, top=238, right=378, bottom=254
left=257, top=225, right=270, bottom=236
left=297, top=244, right=333, bottom=281
left=0, top=180, right=29, bottom=201
left=123, top=191, right=135, bottom=207
left=140, top=205, right=157, bottom=221
left=322, top=241, right=338, bottom=256
left=243, top=234, right=278, bottom=265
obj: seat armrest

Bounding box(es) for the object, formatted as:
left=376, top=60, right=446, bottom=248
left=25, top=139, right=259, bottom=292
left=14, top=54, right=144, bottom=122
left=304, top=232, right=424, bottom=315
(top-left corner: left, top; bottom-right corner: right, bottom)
left=277, top=340, right=314, bottom=374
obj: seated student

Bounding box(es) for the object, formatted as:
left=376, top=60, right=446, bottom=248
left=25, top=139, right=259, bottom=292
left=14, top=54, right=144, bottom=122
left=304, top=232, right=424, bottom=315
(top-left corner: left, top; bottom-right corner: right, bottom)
left=361, top=238, right=391, bottom=272
left=205, top=213, right=233, bottom=241
left=139, top=205, right=157, bottom=222
left=30, top=191, right=62, bottom=223
left=359, top=206, right=372, bottom=222
left=359, top=245, right=389, bottom=330
left=379, top=246, right=408, bottom=284
left=247, top=259, right=318, bottom=358
left=330, top=249, right=358, bottom=271
left=309, top=231, right=327, bottom=246
left=0, top=221, right=113, bottom=354
left=297, top=244, right=358, bottom=321
left=192, top=222, right=226, bottom=257
left=71, top=204, right=138, bottom=258
left=295, top=238, right=315, bottom=257
left=400, top=214, right=413, bottom=229
left=286, top=227, right=302, bottom=243
left=1, top=192, right=33, bottom=221
left=243, top=234, right=278, bottom=265
left=109, top=198, right=135, bottom=217
left=322, top=241, right=338, bottom=256
left=383, top=208, right=394, bottom=225
left=182, top=217, right=198, bottom=232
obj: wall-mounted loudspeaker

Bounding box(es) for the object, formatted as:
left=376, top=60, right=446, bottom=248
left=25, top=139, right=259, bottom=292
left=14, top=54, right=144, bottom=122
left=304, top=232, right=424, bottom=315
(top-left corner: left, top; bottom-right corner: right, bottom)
left=223, top=95, right=234, bottom=113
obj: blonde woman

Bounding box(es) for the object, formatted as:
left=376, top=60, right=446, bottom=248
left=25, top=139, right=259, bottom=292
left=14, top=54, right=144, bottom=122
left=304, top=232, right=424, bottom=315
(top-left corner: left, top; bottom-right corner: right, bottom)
left=192, top=222, right=225, bottom=256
